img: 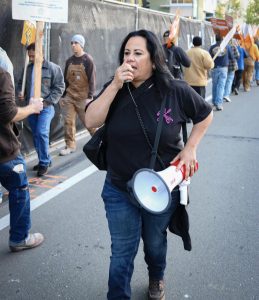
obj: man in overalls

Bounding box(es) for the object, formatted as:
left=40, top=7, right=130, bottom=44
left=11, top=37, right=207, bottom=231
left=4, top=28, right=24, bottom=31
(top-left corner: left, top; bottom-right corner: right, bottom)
left=60, top=34, right=96, bottom=156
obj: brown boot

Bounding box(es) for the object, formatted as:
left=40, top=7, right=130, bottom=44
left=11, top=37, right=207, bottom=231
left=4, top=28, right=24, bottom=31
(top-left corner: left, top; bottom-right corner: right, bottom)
left=9, top=233, right=44, bottom=252
left=148, top=279, right=165, bottom=300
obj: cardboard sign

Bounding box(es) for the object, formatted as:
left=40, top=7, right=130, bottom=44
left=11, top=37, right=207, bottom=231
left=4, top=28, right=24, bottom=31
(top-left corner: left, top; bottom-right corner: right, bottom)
left=225, top=15, right=233, bottom=29
left=210, top=18, right=229, bottom=37
left=21, top=21, right=36, bottom=46
left=12, top=0, right=68, bottom=23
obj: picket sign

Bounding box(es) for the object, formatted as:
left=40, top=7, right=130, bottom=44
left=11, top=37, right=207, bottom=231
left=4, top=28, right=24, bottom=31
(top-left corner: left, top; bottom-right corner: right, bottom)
left=213, top=25, right=237, bottom=61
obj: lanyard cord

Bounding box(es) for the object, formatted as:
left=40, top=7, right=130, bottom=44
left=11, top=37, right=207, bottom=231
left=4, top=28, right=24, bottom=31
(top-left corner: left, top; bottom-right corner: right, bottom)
left=126, top=82, right=166, bottom=169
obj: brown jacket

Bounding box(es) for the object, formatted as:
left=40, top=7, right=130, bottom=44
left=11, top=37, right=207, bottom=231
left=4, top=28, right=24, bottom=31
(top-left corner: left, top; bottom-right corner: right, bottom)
left=0, top=67, right=20, bottom=163
left=184, top=46, right=214, bottom=87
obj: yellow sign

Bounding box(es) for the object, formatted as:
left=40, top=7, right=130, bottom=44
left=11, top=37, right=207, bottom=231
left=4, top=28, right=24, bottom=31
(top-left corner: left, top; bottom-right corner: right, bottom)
left=21, top=21, right=36, bottom=46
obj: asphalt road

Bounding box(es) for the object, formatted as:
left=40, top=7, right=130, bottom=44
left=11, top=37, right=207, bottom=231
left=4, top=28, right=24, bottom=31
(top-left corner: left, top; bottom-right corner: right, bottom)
left=0, top=82, right=258, bottom=300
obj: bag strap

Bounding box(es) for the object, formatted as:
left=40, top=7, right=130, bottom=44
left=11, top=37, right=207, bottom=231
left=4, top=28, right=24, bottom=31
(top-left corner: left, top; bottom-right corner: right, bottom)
left=126, top=83, right=166, bottom=170
left=149, top=96, right=166, bottom=169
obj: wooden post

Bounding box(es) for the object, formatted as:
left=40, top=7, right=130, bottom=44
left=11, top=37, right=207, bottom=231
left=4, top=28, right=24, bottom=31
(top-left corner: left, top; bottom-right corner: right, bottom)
left=34, top=21, right=44, bottom=98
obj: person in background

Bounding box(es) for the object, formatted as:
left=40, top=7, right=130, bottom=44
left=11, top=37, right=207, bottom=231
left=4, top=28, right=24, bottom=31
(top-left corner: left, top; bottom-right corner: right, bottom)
left=162, top=30, right=191, bottom=79
left=243, top=38, right=259, bottom=92
left=85, top=29, right=213, bottom=300
left=18, top=43, right=65, bottom=176
left=184, top=36, right=214, bottom=99
left=0, top=66, right=44, bottom=252
left=223, top=39, right=240, bottom=103
left=209, top=34, right=234, bottom=111
left=232, top=41, right=248, bottom=95
left=254, top=37, right=259, bottom=86
left=59, top=34, right=96, bottom=156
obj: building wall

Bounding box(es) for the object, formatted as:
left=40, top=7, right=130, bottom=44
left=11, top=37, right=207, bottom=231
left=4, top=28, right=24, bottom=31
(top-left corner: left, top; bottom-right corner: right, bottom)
left=151, top=0, right=170, bottom=13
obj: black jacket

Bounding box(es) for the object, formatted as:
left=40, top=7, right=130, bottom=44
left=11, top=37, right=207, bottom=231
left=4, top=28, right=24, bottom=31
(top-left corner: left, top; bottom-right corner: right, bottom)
left=163, top=44, right=191, bottom=79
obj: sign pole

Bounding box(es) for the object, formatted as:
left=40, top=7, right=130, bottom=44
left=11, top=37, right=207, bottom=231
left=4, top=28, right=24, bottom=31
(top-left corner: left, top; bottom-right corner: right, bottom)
left=34, top=21, right=44, bottom=98
left=21, top=53, right=29, bottom=96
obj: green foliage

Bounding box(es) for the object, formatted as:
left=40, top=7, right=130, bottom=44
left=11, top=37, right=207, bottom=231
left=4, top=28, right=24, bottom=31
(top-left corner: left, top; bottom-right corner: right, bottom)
left=215, top=2, right=225, bottom=19
left=246, top=0, right=259, bottom=25
left=227, top=0, right=241, bottom=19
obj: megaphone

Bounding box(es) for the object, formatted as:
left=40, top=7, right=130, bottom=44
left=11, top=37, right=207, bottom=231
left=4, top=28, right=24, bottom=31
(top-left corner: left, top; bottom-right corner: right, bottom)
left=128, top=160, right=198, bottom=214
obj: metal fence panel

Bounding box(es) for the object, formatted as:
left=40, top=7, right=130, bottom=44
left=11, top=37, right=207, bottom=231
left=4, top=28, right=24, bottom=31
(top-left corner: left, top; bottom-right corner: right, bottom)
left=0, top=0, right=214, bottom=155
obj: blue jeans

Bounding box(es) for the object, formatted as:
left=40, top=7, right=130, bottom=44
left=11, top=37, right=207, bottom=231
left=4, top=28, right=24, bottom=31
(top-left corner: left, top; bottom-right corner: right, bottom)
left=211, top=67, right=228, bottom=106
left=0, top=154, right=31, bottom=243
left=28, top=105, right=55, bottom=166
left=101, top=178, right=179, bottom=300
left=255, top=61, right=259, bottom=81
left=223, top=70, right=235, bottom=98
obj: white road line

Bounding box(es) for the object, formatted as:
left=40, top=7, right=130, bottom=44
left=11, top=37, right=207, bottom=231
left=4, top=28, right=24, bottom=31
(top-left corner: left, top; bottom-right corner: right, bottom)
left=0, top=165, right=97, bottom=232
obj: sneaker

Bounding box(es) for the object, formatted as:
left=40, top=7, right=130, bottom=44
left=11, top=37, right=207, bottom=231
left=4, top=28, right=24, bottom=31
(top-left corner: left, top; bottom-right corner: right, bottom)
left=33, top=161, right=52, bottom=171
left=148, top=279, right=165, bottom=300
left=37, top=165, right=48, bottom=177
left=223, top=96, right=231, bottom=102
left=59, top=147, right=76, bottom=156
left=9, top=233, right=44, bottom=252
left=216, top=105, right=223, bottom=111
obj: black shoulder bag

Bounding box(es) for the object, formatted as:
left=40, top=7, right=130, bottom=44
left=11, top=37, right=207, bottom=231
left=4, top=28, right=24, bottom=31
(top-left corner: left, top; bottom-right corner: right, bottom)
left=83, top=125, right=107, bottom=171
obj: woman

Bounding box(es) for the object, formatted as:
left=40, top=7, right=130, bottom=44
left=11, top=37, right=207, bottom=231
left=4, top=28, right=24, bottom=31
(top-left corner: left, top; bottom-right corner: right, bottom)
left=85, top=30, right=213, bottom=300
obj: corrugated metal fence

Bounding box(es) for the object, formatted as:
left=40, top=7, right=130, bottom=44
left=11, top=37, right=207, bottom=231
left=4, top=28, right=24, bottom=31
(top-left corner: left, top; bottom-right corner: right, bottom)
left=0, top=0, right=214, bottom=155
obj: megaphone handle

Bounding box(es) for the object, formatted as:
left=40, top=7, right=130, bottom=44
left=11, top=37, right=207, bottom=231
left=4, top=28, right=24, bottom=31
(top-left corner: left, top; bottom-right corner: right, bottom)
left=179, top=184, right=188, bottom=205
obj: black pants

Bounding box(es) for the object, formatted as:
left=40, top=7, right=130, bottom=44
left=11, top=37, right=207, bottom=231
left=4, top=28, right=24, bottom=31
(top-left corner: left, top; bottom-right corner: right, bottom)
left=232, top=70, right=243, bottom=91
left=191, top=86, right=206, bottom=99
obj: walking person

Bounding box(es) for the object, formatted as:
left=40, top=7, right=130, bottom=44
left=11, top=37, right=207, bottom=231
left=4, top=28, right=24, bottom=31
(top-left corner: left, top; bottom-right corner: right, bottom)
left=209, top=34, right=234, bottom=111
left=184, top=36, right=214, bottom=98
left=0, top=47, right=15, bottom=204
left=18, top=43, right=65, bottom=176
left=243, top=39, right=259, bottom=92
left=232, top=42, right=248, bottom=95
left=0, top=66, right=44, bottom=252
left=85, top=29, right=213, bottom=300
left=162, top=30, right=191, bottom=79
left=59, top=34, right=96, bottom=156
left=223, top=39, right=240, bottom=103
left=254, top=37, right=259, bottom=86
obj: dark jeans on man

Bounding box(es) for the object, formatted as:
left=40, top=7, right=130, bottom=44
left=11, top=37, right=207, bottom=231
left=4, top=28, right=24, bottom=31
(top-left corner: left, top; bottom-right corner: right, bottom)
left=101, top=178, right=179, bottom=300
left=191, top=86, right=206, bottom=99
left=0, top=154, right=31, bottom=243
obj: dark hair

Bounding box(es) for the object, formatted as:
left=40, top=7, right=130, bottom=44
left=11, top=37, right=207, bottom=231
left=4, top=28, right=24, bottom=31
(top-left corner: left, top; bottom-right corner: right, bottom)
left=118, top=29, right=173, bottom=95
left=27, top=43, right=35, bottom=51
left=216, top=34, right=222, bottom=42
left=193, top=36, right=202, bottom=46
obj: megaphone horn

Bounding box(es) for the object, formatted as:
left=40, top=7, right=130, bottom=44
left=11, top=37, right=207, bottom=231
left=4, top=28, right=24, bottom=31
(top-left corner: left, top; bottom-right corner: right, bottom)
left=129, top=160, right=198, bottom=214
